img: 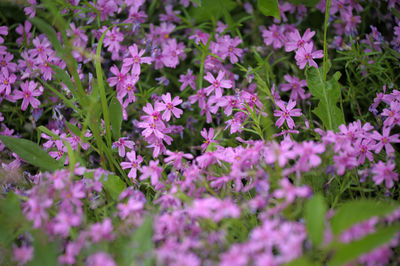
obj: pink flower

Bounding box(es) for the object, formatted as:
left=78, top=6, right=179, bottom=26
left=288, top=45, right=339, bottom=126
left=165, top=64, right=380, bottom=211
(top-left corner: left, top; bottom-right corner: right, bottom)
left=204, top=71, right=232, bottom=98
left=12, top=81, right=43, bottom=111
left=0, top=68, right=16, bottom=96
left=179, top=69, right=196, bottom=91
left=122, top=43, right=152, bottom=75
left=273, top=100, right=302, bottom=129
left=161, top=39, right=185, bottom=68
left=87, top=252, right=116, bottom=266
left=371, top=127, right=400, bottom=155
left=285, top=28, right=315, bottom=52
left=140, top=159, right=162, bottom=186
left=371, top=161, right=398, bottom=188
left=262, top=24, right=286, bottom=49
left=201, top=128, right=217, bottom=152
left=280, top=74, right=308, bottom=101
left=294, top=42, right=323, bottom=69
left=112, top=138, right=135, bottom=157
left=164, top=150, right=193, bottom=169
left=159, top=92, right=183, bottom=121
left=13, top=245, right=33, bottom=266
left=121, top=151, right=143, bottom=179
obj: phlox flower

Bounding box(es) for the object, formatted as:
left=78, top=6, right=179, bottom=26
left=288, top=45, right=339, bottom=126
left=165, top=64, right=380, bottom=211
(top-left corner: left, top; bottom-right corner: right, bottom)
left=122, top=43, right=152, bottom=76
left=159, top=92, right=183, bottom=121
left=179, top=69, right=196, bottom=91
left=112, top=138, right=135, bottom=157
left=121, top=151, right=143, bottom=179
left=273, top=99, right=302, bottom=129
left=370, top=127, right=400, bottom=156
left=107, top=65, right=129, bottom=91
left=201, top=127, right=217, bottom=152
left=117, top=74, right=139, bottom=104
left=262, top=24, right=286, bottom=49
left=294, top=42, right=323, bottom=69
left=13, top=245, right=34, bottom=266
left=140, top=160, right=162, bottom=186
left=89, top=218, right=115, bottom=243
left=204, top=71, right=232, bottom=98
left=86, top=252, right=116, bottom=266
left=280, top=74, right=308, bottom=101
left=371, top=161, right=398, bottom=188
left=12, top=81, right=43, bottom=111
left=0, top=68, right=16, bottom=96
left=0, top=26, right=7, bottom=44
left=0, top=52, right=17, bottom=72
left=161, top=39, right=185, bottom=68
left=164, top=150, right=193, bottom=169
left=285, top=28, right=315, bottom=52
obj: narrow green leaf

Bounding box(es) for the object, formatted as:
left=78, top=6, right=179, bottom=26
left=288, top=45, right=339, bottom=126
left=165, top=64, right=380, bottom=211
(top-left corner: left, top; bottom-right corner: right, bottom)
left=50, top=65, right=80, bottom=100
left=258, top=0, right=280, bottom=20
left=109, top=97, right=123, bottom=140
left=306, top=67, right=345, bottom=131
left=65, top=121, right=82, bottom=138
left=102, top=174, right=126, bottom=200
left=305, top=194, right=327, bottom=247
left=330, top=199, right=399, bottom=235
left=0, top=136, right=61, bottom=172
left=329, top=225, right=400, bottom=266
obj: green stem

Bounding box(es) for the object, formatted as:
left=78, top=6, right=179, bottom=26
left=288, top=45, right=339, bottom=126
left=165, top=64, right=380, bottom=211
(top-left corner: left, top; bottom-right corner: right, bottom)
left=322, top=0, right=331, bottom=82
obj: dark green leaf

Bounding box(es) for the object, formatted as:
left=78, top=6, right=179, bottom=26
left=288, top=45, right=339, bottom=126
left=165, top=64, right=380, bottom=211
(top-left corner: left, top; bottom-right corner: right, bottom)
left=288, top=0, right=319, bottom=7
left=258, top=0, right=280, bottom=20
left=27, top=231, right=59, bottom=266
left=0, top=192, right=26, bottom=246
left=306, top=67, right=345, bottom=131
left=330, top=199, right=399, bottom=235
left=190, top=0, right=236, bottom=22
left=65, top=121, right=82, bottom=138
left=329, top=225, right=400, bottom=266
left=305, top=194, right=327, bottom=247
left=285, top=256, right=321, bottom=266
left=102, top=174, right=126, bottom=200
left=51, top=65, right=79, bottom=100
left=190, top=0, right=202, bottom=6
left=109, top=97, right=123, bottom=140
left=117, top=216, right=154, bottom=266
left=0, top=136, right=61, bottom=172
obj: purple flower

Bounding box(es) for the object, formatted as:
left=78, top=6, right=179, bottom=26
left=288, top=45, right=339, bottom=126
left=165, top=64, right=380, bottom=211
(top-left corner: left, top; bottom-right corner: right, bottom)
left=273, top=100, right=302, bottom=129
left=12, top=81, right=43, bottom=111
left=121, top=151, right=143, bottom=179
left=371, top=161, right=398, bottom=188
left=285, top=28, right=315, bottom=52
left=123, top=43, right=152, bottom=76
left=294, top=42, right=323, bottom=69
left=140, top=159, right=162, bottom=186
left=204, top=71, right=232, bottom=98
left=201, top=127, right=217, bottom=152
left=159, top=92, right=183, bottom=121
left=112, top=138, right=135, bottom=157
left=371, top=127, right=400, bottom=156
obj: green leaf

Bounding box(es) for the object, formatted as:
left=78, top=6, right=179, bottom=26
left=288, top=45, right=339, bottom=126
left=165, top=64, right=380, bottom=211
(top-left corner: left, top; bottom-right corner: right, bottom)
left=109, top=97, right=123, bottom=140
left=0, top=136, right=61, bottom=172
left=50, top=65, right=80, bottom=100
left=288, top=0, right=319, bottom=7
left=30, top=17, right=63, bottom=57
left=102, top=174, right=126, bottom=200
left=329, top=225, right=400, bottom=266
left=27, top=230, right=59, bottom=266
left=0, top=192, right=26, bottom=246
left=117, top=216, right=154, bottom=266
left=306, top=67, right=345, bottom=131
left=65, top=121, right=82, bottom=137
left=305, top=194, right=327, bottom=247
left=330, top=199, right=399, bottom=235
left=285, top=256, right=321, bottom=266
left=258, top=0, right=280, bottom=20
left=190, top=0, right=236, bottom=22
left=190, top=0, right=202, bottom=6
